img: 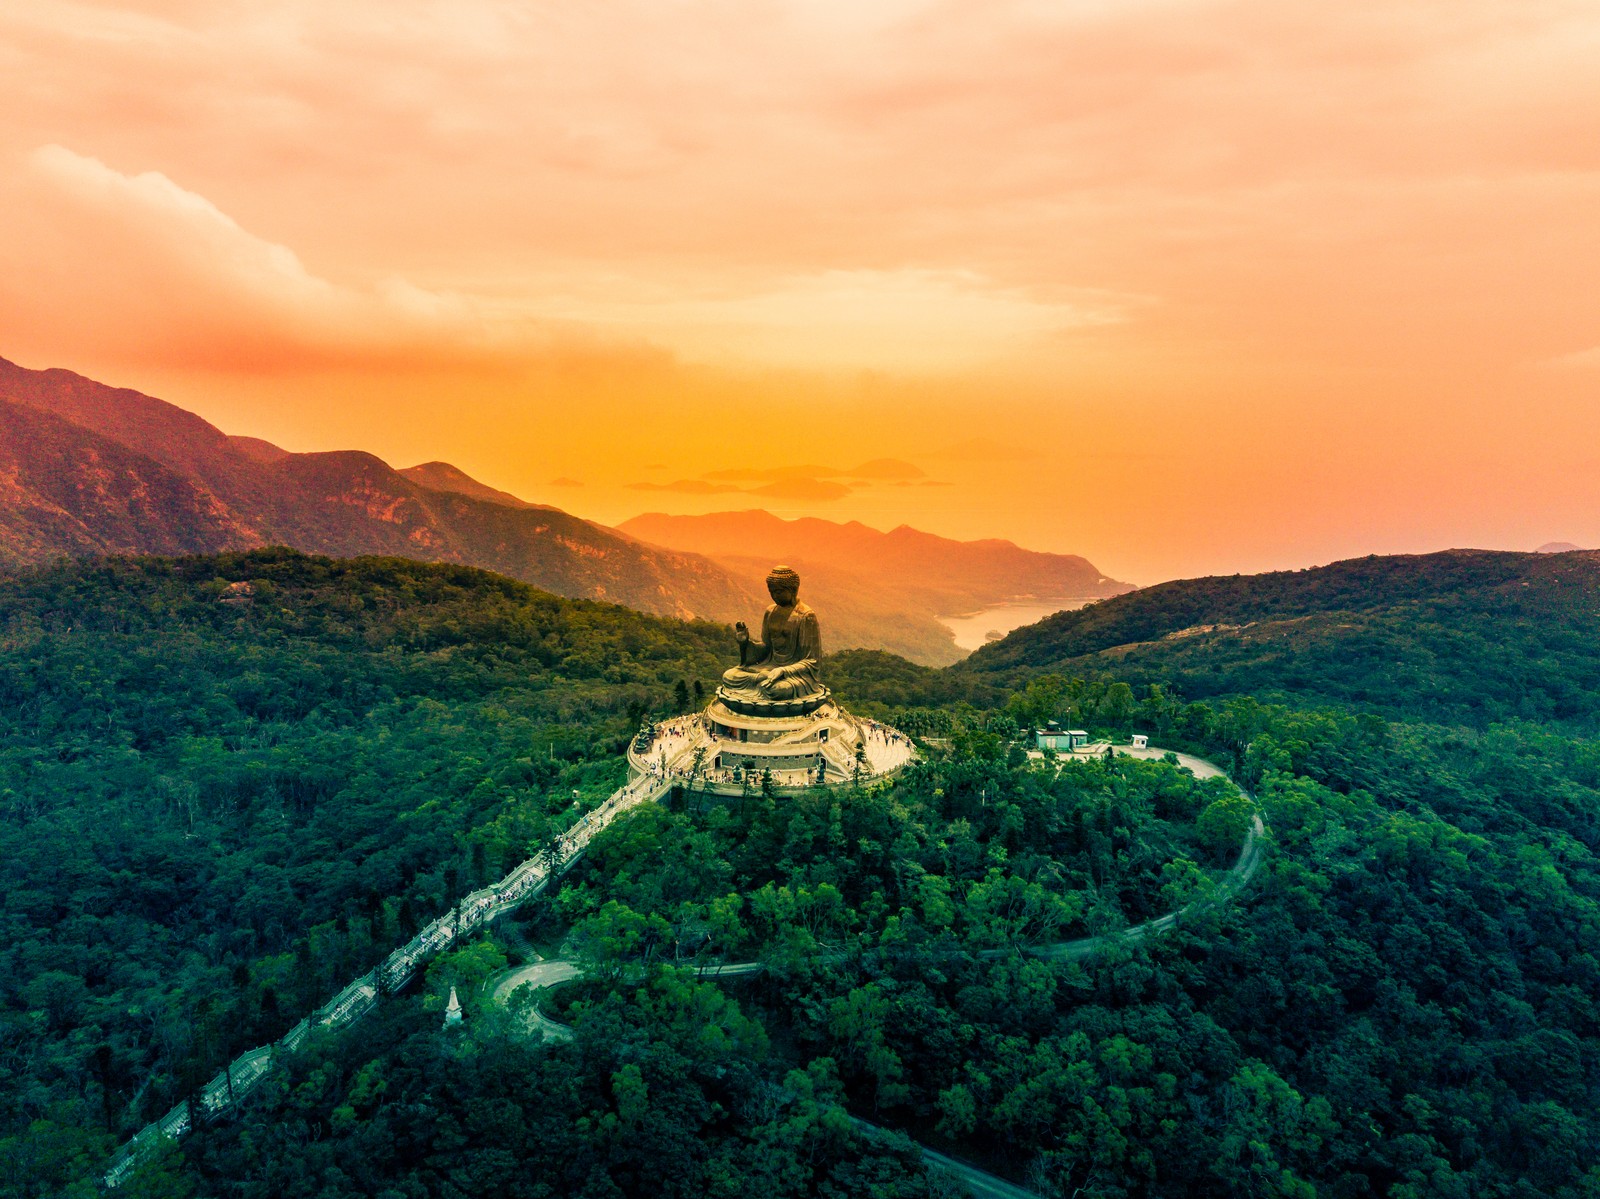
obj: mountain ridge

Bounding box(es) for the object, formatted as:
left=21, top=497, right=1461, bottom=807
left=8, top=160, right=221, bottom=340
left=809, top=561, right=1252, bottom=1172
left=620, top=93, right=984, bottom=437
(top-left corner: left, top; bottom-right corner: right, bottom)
left=0, top=356, right=755, bottom=622
left=960, top=547, right=1600, bottom=725
left=618, top=509, right=1132, bottom=614
left=0, top=356, right=1138, bottom=663
left=617, top=508, right=1134, bottom=666
left=400, top=460, right=550, bottom=511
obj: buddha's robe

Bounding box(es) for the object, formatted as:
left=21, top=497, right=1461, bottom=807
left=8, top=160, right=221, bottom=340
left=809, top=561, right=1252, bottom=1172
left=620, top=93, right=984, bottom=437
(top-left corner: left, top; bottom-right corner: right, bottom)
left=721, top=601, right=822, bottom=700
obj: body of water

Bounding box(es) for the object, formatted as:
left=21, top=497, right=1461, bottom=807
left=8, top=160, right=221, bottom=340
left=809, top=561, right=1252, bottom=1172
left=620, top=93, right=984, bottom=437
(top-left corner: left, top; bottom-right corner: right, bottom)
left=938, top=598, right=1093, bottom=653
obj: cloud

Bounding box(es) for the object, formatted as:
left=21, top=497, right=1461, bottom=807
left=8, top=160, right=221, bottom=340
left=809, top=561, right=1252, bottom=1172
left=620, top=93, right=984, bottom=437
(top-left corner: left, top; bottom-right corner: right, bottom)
left=625, top=473, right=855, bottom=501
left=4, top=0, right=1600, bottom=586
left=1540, top=346, right=1600, bottom=370
left=551, top=476, right=584, bottom=487
left=11, top=0, right=1598, bottom=386
left=703, top=459, right=925, bottom=482
left=747, top=478, right=853, bottom=502
left=0, top=145, right=503, bottom=372
left=627, top=479, right=744, bottom=495
left=1, top=144, right=1115, bottom=379
left=564, top=269, right=1124, bottom=372
left=703, top=465, right=839, bottom=482
left=0, top=144, right=670, bottom=376
left=841, top=458, right=924, bottom=481
left=676, top=459, right=936, bottom=501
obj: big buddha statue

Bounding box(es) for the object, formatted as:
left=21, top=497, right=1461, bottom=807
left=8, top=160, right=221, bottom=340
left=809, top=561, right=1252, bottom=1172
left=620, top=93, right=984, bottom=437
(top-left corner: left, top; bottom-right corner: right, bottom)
left=718, top=565, right=825, bottom=709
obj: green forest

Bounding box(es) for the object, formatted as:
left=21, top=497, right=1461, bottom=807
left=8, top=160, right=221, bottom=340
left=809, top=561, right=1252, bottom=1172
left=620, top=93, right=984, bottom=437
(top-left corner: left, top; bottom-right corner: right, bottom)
left=3, top=550, right=1598, bottom=1197
left=963, top=549, right=1600, bottom=727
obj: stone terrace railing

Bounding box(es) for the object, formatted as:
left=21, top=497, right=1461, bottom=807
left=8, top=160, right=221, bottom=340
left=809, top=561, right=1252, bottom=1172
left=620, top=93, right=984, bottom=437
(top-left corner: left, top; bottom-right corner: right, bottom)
left=104, top=770, right=677, bottom=1188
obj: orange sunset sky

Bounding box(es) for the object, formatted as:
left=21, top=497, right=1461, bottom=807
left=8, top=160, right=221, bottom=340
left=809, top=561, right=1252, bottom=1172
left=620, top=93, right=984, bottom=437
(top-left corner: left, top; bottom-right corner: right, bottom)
left=3, top=0, right=1599, bottom=584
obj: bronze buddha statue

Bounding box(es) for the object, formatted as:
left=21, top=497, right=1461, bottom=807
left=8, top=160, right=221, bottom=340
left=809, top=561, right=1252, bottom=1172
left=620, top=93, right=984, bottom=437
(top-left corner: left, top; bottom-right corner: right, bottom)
left=719, top=565, right=823, bottom=704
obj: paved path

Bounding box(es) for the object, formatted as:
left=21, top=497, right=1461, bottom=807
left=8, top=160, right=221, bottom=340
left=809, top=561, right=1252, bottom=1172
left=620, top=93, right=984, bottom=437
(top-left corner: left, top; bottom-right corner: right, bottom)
left=1114, top=746, right=1227, bottom=779
left=918, top=1147, right=1041, bottom=1199
left=106, top=771, right=678, bottom=1187
left=850, top=1123, right=1041, bottom=1199
left=484, top=745, right=1263, bottom=1199
left=110, top=741, right=1259, bottom=1199
left=494, top=958, right=586, bottom=1042
left=492, top=959, right=1051, bottom=1195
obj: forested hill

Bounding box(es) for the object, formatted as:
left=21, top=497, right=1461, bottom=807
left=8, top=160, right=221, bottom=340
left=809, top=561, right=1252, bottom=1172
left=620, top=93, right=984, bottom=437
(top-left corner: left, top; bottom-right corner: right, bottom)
left=8, top=550, right=1600, bottom=1197
left=962, top=548, right=1600, bottom=726
left=0, top=549, right=743, bottom=1190
left=0, top=549, right=732, bottom=718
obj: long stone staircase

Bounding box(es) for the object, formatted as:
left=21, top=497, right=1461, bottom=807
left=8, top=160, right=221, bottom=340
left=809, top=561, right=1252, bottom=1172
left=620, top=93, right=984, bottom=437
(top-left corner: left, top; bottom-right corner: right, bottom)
left=104, top=770, right=677, bottom=1188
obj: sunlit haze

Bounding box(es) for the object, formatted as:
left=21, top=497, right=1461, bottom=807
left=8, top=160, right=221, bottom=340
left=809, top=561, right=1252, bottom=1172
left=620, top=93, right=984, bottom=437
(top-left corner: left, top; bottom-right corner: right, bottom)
left=4, top=0, right=1599, bottom=583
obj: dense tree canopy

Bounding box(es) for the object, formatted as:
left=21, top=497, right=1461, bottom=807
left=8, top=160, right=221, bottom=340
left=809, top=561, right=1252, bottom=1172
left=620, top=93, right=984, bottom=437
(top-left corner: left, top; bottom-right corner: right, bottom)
left=961, top=549, right=1600, bottom=728
left=4, top=550, right=1599, bottom=1197
left=0, top=551, right=730, bottom=1194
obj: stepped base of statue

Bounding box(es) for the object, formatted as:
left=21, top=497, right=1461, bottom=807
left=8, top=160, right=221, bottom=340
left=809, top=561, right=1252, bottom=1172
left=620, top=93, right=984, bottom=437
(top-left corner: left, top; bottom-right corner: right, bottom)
left=623, top=562, right=913, bottom=792
left=714, top=684, right=831, bottom=718
left=627, top=698, right=915, bottom=793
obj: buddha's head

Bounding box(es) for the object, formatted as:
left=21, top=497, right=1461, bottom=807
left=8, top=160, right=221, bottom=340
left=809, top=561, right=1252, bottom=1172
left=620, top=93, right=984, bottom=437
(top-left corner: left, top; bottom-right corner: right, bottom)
left=766, top=565, right=800, bottom=606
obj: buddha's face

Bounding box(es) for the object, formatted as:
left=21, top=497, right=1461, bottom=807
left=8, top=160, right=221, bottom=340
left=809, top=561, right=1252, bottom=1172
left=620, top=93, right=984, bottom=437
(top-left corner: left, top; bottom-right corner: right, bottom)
left=767, top=580, right=798, bottom=606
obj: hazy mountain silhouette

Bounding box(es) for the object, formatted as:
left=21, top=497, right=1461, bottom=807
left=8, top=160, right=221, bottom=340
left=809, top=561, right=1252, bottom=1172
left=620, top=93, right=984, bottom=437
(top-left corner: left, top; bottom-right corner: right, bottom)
left=618, top=509, right=1133, bottom=613
left=617, top=509, right=1134, bottom=666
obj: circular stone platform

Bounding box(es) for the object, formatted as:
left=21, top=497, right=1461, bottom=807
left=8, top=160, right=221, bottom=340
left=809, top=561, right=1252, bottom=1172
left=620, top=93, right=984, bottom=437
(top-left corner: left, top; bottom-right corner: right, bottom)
left=627, top=699, right=915, bottom=793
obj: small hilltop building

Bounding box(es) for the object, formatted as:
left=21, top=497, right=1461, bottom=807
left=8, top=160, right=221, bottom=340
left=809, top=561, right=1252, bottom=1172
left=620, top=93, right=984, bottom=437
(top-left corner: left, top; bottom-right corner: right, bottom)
left=1035, top=721, right=1090, bottom=752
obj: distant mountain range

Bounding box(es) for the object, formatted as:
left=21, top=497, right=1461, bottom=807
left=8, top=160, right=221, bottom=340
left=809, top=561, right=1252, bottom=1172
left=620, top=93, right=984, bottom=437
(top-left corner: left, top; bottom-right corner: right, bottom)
left=619, top=510, right=1127, bottom=608
left=0, top=358, right=752, bottom=622
left=0, top=357, right=1130, bottom=665
left=960, top=548, right=1600, bottom=725
left=618, top=510, right=1134, bottom=663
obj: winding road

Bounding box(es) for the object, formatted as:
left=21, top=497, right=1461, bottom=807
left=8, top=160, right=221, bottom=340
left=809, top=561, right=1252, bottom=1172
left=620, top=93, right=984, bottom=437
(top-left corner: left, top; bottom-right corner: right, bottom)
left=108, top=742, right=1263, bottom=1197
left=489, top=745, right=1265, bottom=1199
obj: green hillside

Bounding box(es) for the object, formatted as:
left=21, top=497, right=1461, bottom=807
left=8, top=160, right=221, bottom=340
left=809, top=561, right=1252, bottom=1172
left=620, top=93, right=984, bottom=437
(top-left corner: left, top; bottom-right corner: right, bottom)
left=0, top=550, right=734, bottom=1191
left=962, top=549, right=1600, bottom=726
left=0, top=551, right=1204, bottom=1195
left=6, top=549, right=1600, bottom=1198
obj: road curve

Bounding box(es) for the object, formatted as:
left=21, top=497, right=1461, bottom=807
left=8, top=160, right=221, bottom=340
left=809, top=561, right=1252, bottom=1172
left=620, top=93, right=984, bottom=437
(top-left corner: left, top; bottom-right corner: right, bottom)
left=846, top=1118, right=1041, bottom=1199
left=487, top=746, right=1264, bottom=1199
left=492, top=959, right=1053, bottom=1197
left=109, top=743, right=1257, bottom=1196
